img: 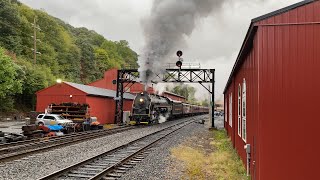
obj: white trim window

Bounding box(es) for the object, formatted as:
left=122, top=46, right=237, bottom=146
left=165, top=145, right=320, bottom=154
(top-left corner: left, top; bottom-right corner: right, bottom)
left=225, top=98, right=227, bottom=122
left=242, top=79, right=247, bottom=142
left=229, top=93, right=232, bottom=127
left=238, top=84, right=241, bottom=137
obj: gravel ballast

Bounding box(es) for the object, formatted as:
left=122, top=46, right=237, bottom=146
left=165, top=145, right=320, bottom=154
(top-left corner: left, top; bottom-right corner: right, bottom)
left=120, top=115, right=224, bottom=180
left=121, top=116, right=223, bottom=180
left=0, top=117, right=196, bottom=180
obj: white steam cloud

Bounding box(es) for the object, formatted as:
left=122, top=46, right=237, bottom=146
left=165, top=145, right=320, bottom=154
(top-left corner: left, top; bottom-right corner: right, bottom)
left=139, top=0, right=225, bottom=83
left=159, top=113, right=170, bottom=124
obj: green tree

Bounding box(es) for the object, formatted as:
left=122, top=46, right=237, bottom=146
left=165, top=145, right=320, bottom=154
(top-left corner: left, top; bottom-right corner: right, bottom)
left=168, top=84, right=197, bottom=104
left=0, top=1, right=139, bottom=112
left=0, top=48, right=22, bottom=111
left=76, top=39, right=97, bottom=83
left=0, top=0, right=23, bottom=54
left=94, top=47, right=121, bottom=78
left=14, top=57, right=56, bottom=110
left=201, top=99, right=209, bottom=107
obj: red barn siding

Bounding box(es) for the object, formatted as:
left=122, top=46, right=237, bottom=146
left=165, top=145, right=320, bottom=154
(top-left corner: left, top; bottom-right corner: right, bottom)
left=36, top=83, right=87, bottom=112
left=88, top=69, right=155, bottom=94
left=88, top=69, right=118, bottom=90
left=86, top=97, right=116, bottom=124
left=224, top=80, right=235, bottom=147
left=162, top=92, right=187, bottom=102
left=232, top=39, right=259, bottom=178
left=256, top=23, right=320, bottom=180
left=224, top=1, right=320, bottom=179
left=123, top=100, right=133, bottom=112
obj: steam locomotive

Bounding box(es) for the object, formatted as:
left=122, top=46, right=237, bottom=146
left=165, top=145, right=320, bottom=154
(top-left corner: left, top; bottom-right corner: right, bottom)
left=131, top=91, right=209, bottom=124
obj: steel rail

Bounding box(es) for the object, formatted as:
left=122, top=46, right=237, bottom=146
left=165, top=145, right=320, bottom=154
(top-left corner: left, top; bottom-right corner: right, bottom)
left=0, top=126, right=136, bottom=162
left=38, top=119, right=194, bottom=180
left=0, top=126, right=128, bottom=149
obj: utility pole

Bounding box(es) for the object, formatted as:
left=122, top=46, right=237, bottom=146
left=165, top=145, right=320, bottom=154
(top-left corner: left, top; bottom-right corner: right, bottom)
left=33, top=17, right=37, bottom=64
left=31, top=17, right=41, bottom=64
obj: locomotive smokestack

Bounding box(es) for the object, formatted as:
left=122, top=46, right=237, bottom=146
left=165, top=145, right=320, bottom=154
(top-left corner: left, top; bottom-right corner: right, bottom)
left=139, top=0, right=225, bottom=82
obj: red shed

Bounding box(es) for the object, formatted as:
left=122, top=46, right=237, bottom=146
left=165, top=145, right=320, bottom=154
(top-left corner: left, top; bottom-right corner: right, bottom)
left=162, top=91, right=187, bottom=102
left=224, top=1, right=320, bottom=179
left=36, top=82, right=135, bottom=124
left=89, top=68, right=155, bottom=94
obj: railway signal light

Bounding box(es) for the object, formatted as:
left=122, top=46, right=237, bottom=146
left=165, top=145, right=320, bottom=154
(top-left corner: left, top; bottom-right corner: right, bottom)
left=176, top=60, right=182, bottom=67
left=176, top=50, right=183, bottom=68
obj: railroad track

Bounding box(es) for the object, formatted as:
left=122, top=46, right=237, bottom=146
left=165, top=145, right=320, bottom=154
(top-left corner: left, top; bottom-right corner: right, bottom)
left=38, top=119, right=194, bottom=180
left=0, top=126, right=130, bottom=149
left=0, top=126, right=136, bottom=162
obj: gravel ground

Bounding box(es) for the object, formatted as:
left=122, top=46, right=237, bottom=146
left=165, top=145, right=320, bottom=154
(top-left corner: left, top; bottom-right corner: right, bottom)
left=119, top=115, right=216, bottom=180
left=0, top=121, right=25, bottom=134
left=0, top=117, right=195, bottom=180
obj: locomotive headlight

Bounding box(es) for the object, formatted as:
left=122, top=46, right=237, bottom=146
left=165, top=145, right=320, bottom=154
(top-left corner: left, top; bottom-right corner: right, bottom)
left=139, top=98, right=144, bottom=103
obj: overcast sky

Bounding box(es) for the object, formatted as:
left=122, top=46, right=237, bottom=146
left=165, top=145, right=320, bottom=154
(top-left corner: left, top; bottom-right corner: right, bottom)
left=20, top=0, right=300, bottom=101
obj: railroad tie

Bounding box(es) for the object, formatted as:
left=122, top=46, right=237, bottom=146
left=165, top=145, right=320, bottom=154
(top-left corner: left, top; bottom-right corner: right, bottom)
left=107, top=173, right=122, bottom=178
left=83, top=165, right=106, bottom=168
left=70, top=171, right=98, bottom=175
left=121, top=164, right=133, bottom=168
left=129, top=160, right=141, bottom=163
left=125, top=162, right=136, bottom=166
left=78, top=167, right=102, bottom=171
left=95, top=163, right=111, bottom=166
left=102, top=177, right=117, bottom=180
left=66, top=173, right=93, bottom=178
left=113, top=169, right=126, bottom=173
left=117, top=166, right=130, bottom=170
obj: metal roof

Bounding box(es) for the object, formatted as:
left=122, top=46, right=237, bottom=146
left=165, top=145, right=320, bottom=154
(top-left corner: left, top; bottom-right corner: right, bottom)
left=166, top=97, right=182, bottom=103
left=162, top=91, right=186, bottom=99
left=65, top=82, right=135, bottom=100
left=223, top=0, right=315, bottom=94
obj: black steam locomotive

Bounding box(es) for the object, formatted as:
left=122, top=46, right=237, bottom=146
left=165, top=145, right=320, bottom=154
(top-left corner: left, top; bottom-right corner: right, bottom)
left=131, top=91, right=209, bottom=124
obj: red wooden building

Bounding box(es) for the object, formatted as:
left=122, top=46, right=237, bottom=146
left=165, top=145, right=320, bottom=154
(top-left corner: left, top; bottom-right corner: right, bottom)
left=89, top=68, right=155, bottom=94
left=224, top=1, right=320, bottom=179
left=36, top=82, right=134, bottom=124
left=162, top=91, right=186, bottom=102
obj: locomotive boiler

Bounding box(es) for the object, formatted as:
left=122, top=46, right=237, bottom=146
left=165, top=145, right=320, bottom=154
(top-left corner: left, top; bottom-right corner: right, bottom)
left=131, top=91, right=209, bottom=125
left=131, top=92, right=171, bottom=124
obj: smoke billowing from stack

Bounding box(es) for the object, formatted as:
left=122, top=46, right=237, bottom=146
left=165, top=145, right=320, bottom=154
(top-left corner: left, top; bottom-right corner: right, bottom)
left=139, top=0, right=225, bottom=83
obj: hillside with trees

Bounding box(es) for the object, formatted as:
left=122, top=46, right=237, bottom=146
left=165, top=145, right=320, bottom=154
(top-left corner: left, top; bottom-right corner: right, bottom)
left=0, top=0, right=139, bottom=112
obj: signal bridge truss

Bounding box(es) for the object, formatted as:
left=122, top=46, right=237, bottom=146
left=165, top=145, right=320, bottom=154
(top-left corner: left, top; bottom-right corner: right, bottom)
left=114, top=68, right=216, bottom=128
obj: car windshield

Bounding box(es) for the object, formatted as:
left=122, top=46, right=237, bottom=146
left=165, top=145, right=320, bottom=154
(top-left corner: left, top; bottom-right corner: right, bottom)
left=56, top=116, right=65, bottom=120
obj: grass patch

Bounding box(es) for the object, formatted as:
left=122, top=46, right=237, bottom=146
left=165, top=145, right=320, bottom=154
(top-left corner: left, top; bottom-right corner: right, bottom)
left=171, top=130, right=249, bottom=180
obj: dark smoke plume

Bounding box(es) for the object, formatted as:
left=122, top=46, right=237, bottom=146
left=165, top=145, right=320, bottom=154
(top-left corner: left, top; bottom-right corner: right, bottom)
left=139, top=0, right=225, bottom=83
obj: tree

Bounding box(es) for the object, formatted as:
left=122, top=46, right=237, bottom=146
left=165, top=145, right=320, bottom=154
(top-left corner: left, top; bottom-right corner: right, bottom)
left=0, top=0, right=23, bottom=54
left=94, top=47, right=121, bottom=78
left=0, top=47, right=22, bottom=111
left=168, top=84, right=197, bottom=104
left=76, top=39, right=97, bottom=83
left=14, top=57, right=56, bottom=110
left=0, top=1, right=140, bottom=112
left=201, top=99, right=209, bottom=107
